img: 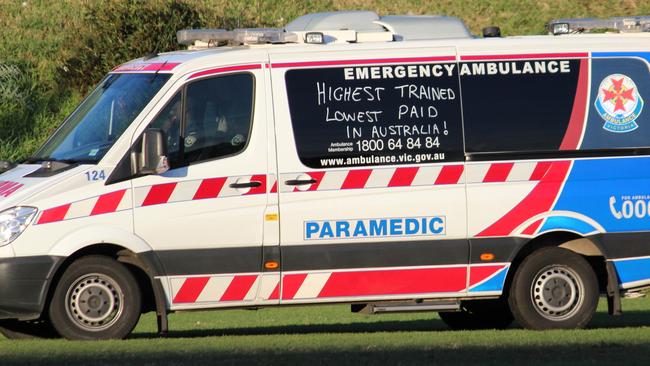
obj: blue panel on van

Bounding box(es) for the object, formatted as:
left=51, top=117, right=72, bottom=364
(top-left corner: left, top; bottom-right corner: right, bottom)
left=469, top=267, right=508, bottom=293
left=539, top=216, right=597, bottom=235
left=613, top=257, right=650, bottom=285
left=553, top=157, right=650, bottom=233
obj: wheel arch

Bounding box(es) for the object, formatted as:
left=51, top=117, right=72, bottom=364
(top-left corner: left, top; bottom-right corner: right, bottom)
left=47, top=226, right=154, bottom=258
left=42, top=240, right=168, bottom=333
left=502, top=231, right=618, bottom=313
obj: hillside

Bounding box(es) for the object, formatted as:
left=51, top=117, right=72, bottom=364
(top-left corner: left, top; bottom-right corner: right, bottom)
left=1, top=0, right=649, bottom=161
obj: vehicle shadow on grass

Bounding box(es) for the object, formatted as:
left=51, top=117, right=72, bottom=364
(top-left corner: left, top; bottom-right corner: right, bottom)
left=130, top=310, right=650, bottom=339
left=589, top=309, right=650, bottom=328
left=3, top=343, right=650, bottom=366
left=133, top=318, right=449, bottom=339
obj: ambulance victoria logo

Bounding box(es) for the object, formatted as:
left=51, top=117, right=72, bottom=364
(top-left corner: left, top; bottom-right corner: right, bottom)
left=595, top=74, right=644, bottom=133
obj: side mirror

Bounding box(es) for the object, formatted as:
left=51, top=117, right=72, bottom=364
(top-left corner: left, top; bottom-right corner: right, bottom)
left=138, top=128, right=169, bottom=175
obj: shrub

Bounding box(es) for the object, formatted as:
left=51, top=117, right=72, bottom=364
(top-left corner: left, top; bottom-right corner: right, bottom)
left=63, top=0, right=205, bottom=91
left=0, top=63, right=35, bottom=140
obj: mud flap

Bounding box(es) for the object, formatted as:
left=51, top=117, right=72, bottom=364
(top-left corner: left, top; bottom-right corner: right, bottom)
left=606, top=261, right=622, bottom=316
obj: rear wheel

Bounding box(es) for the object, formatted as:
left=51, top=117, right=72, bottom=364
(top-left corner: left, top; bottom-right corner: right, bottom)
left=439, top=299, right=514, bottom=330
left=48, top=256, right=142, bottom=340
left=0, top=319, right=59, bottom=339
left=508, top=247, right=599, bottom=330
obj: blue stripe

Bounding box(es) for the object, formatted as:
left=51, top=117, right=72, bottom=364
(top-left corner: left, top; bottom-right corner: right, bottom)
left=539, top=216, right=598, bottom=235
left=469, top=267, right=508, bottom=293
left=614, top=257, right=650, bottom=285
left=592, top=52, right=650, bottom=64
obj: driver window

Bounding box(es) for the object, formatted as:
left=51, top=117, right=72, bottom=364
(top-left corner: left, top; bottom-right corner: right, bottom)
left=183, top=73, right=254, bottom=164
left=144, top=73, right=254, bottom=170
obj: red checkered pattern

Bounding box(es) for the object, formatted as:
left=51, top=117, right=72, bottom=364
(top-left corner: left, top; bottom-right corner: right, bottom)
left=281, top=164, right=465, bottom=192
left=35, top=174, right=268, bottom=225
left=34, top=161, right=554, bottom=225
left=171, top=274, right=263, bottom=303
left=133, top=174, right=267, bottom=207
left=0, top=180, right=24, bottom=197
left=466, top=161, right=552, bottom=184
left=36, top=189, right=131, bottom=225
left=169, top=264, right=507, bottom=304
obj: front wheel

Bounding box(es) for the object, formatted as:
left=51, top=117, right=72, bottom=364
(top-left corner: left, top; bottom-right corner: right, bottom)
left=48, top=256, right=142, bottom=340
left=508, top=247, right=599, bottom=330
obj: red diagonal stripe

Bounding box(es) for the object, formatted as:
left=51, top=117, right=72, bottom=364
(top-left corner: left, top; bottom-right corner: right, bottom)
left=220, top=275, right=258, bottom=301
left=37, top=204, right=71, bottom=224
left=483, top=163, right=514, bottom=183
left=245, top=174, right=267, bottom=195
left=91, top=190, right=126, bottom=216
left=435, top=165, right=464, bottom=185
left=270, top=180, right=278, bottom=193
left=0, top=181, right=23, bottom=197
left=529, top=162, right=552, bottom=181
left=341, top=169, right=372, bottom=189
left=469, top=265, right=506, bottom=287
left=268, top=283, right=280, bottom=300
left=193, top=177, right=227, bottom=200
left=281, top=273, right=308, bottom=300
left=142, top=183, right=177, bottom=206
left=560, top=58, right=589, bottom=150
left=306, top=171, right=326, bottom=191
left=172, top=277, right=210, bottom=303
left=477, top=161, right=571, bottom=237
left=388, top=167, right=419, bottom=187
left=522, top=219, right=544, bottom=235
left=317, top=267, right=466, bottom=297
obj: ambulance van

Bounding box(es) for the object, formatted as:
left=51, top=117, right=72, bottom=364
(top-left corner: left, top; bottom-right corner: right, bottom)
left=1, top=11, right=650, bottom=339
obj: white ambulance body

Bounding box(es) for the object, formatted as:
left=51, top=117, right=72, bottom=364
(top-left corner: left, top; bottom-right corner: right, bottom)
left=1, top=11, right=650, bottom=339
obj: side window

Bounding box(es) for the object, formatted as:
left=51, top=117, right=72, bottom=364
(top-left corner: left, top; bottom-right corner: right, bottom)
left=461, top=59, right=582, bottom=153
left=462, top=57, right=650, bottom=154
left=183, top=73, right=254, bottom=165
left=143, top=73, right=254, bottom=169
left=285, top=63, right=464, bottom=168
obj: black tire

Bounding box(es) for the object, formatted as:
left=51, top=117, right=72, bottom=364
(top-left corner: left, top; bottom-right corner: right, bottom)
left=508, top=247, right=599, bottom=330
left=0, top=319, right=59, bottom=339
left=439, top=298, right=514, bottom=330
left=48, top=255, right=142, bottom=340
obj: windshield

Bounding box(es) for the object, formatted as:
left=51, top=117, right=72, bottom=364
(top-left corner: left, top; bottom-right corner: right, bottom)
left=31, top=73, right=171, bottom=163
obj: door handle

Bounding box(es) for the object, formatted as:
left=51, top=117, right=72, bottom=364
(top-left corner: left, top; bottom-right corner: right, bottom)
left=229, top=181, right=262, bottom=189
left=285, top=178, right=318, bottom=186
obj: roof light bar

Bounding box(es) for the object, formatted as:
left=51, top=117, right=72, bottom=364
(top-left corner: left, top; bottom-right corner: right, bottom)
left=548, top=16, right=650, bottom=35
left=177, top=28, right=298, bottom=46
left=233, top=28, right=298, bottom=44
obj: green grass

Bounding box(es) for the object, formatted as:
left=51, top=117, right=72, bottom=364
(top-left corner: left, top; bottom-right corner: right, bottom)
left=2, top=296, right=650, bottom=365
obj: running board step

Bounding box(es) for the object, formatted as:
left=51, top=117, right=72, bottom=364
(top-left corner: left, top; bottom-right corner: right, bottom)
left=352, top=300, right=460, bottom=314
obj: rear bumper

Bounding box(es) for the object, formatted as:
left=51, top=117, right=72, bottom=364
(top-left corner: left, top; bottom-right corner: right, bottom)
left=0, top=256, right=63, bottom=321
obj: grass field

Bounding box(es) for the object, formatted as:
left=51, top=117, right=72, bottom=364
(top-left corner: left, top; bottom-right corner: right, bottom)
left=1, top=296, right=650, bottom=366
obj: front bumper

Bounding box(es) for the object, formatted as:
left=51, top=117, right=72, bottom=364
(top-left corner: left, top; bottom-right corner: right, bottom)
left=0, top=256, right=63, bottom=321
